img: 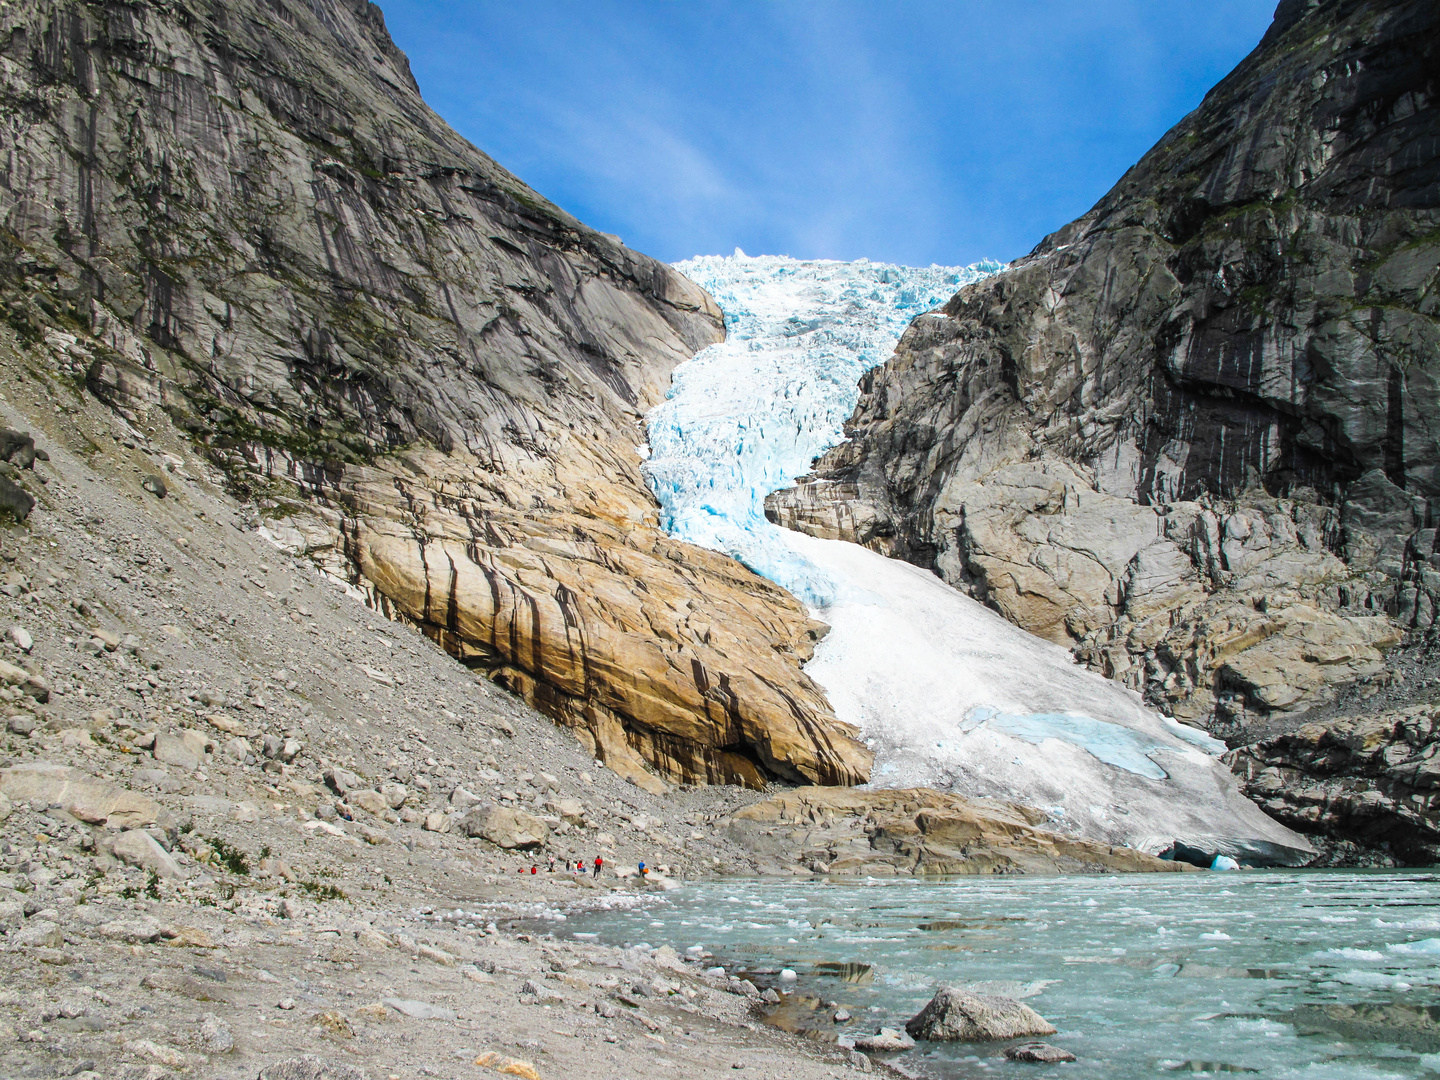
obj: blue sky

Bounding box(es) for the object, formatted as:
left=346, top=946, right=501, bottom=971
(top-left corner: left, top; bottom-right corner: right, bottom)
left=379, top=1, right=1278, bottom=268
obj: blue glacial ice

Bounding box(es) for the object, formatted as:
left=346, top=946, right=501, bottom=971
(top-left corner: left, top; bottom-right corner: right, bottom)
left=649, top=252, right=1311, bottom=859
left=646, top=251, right=1000, bottom=607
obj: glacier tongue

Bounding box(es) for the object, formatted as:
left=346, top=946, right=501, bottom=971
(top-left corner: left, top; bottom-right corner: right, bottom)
left=647, top=253, right=999, bottom=606
left=652, top=252, right=1312, bottom=864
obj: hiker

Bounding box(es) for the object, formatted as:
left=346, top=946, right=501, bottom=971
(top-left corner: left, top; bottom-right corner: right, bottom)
left=530, top=864, right=537, bottom=874
left=638, top=860, right=647, bottom=878
left=593, top=855, right=603, bottom=878
left=576, top=858, right=586, bottom=876
left=547, top=854, right=556, bottom=873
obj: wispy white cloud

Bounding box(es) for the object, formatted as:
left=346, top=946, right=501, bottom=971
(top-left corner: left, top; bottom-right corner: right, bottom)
left=387, top=0, right=1278, bottom=265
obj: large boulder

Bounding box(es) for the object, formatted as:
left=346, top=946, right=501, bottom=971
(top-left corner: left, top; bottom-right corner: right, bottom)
left=905, top=989, right=1056, bottom=1042
left=461, top=804, right=549, bottom=850
left=111, top=829, right=186, bottom=880
left=0, top=762, right=168, bottom=829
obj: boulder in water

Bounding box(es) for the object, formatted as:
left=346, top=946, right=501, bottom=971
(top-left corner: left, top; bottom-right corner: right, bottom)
left=905, top=988, right=1056, bottom=1041
left=850, top=1027, right=915, bottom=1052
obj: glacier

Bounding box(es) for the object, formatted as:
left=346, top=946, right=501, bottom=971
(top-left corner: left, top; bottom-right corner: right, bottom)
left=650, top=252, right=1311, bottom=863
left=646, top=252, right=999, bottom=607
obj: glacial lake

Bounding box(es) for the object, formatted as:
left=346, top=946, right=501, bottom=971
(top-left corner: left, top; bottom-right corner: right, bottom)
left=559, top=871, right=1440, bottom=1079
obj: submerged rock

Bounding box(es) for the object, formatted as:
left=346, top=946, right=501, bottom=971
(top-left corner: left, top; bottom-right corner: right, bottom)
left=904, top=988, right=1056, bottom=1041
left=1005, top=1042, right=1077, bottom=1063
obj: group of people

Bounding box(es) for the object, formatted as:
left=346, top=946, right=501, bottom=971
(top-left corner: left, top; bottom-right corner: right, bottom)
left=518, top=856, right=654, bottom=879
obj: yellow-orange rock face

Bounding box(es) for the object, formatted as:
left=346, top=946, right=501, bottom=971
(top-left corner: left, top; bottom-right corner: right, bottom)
left=344, top=453, right=871, bottom=790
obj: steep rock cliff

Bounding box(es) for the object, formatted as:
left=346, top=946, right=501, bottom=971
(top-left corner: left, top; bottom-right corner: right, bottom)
left=0, top=0, right=870, bottom=789
left=771, top=0, right=1438, bottom=744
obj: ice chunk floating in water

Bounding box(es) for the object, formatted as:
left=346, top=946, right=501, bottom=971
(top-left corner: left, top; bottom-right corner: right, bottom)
left=652, top=253, right=1312, bottom=863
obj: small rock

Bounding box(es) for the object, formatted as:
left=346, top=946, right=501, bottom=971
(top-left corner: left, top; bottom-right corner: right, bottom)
left=760, top=988, right=781, bottom=1005
left=151, top=732, right=200, bottom=772
left=382, top=997, right=456, bottom=1021
left=1004, top=1042, right=1077, bottom=1063
left=834, top=1009, right=851, bottom=1022
left=380, top=781, right=407, bottom=808
left=422, top=811, right=451, bottom=833
left=5, top=714, right=34, bottom=736
left=10, top=920, right=62, bottom=948
left=314, top=1010, right=354, bottom=1037
left=124, top=1038, right=186, bottom=1068
left=473, top=1051, right=541, bottom=1080
left=449, top=785, right=481, bottom=811
left=8, top=626, right=33, bottom=653
left=323, top=767, right=360, bottom=795
left=277, top=997, right=297, bottom=1010
left=97, top=917, right=163, bottom=943
left=905, top=988, right=1056, bottom=1041
left=779, top=968, right=797, bottom=982
left=348, top=789, right=387, bottom=816
left=847, top=1049, right=872, bottom=1072
left=0, top=475, right=34, bottom=521
left=140, top=474, right=167, bottom=498
left=199, top=1013, right=234, bottom=1053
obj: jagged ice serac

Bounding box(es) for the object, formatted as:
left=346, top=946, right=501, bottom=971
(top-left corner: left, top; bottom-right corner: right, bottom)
left=646, top=252, right=1311, bottom=863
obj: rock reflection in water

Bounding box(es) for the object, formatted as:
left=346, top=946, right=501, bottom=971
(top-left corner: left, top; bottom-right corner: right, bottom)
left=815, top=962, right=873, bottom=985
left=1290, top=1001, right=1440, bottom=1053
left=1160, top=1063, right=1260, bottom=1074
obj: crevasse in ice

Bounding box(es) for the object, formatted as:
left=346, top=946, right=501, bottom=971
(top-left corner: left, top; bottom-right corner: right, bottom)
left=648, top=252, right=1309, bottom=860
left=646, top=251, right=999, bottom=607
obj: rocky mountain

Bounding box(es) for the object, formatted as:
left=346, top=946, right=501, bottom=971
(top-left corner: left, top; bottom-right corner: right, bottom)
left=0, top=0, right=870, bottom=790
left=770, top=0, right=1438, bottom=746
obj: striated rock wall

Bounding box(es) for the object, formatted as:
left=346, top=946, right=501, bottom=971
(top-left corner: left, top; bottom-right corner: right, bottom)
left=771, top=0, right=1438, bottom=743
left=0, top=0, right=869, bottom=789
left=1226, top=705, right=1440, bottom=864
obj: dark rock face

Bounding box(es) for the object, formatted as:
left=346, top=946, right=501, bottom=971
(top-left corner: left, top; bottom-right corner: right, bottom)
left=0, top=0, right=870, bottom=789
left=1226, top=705, right=1440, bottom=864
left=771, top=0, right=1438, bottom=742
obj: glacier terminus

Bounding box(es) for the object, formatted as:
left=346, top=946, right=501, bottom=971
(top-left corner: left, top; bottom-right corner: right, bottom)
left=650, top=252, right=1312, bottom=865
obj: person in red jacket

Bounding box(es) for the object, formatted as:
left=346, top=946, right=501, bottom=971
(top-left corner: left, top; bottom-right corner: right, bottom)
left=592, top=855, right=603, bottom=878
